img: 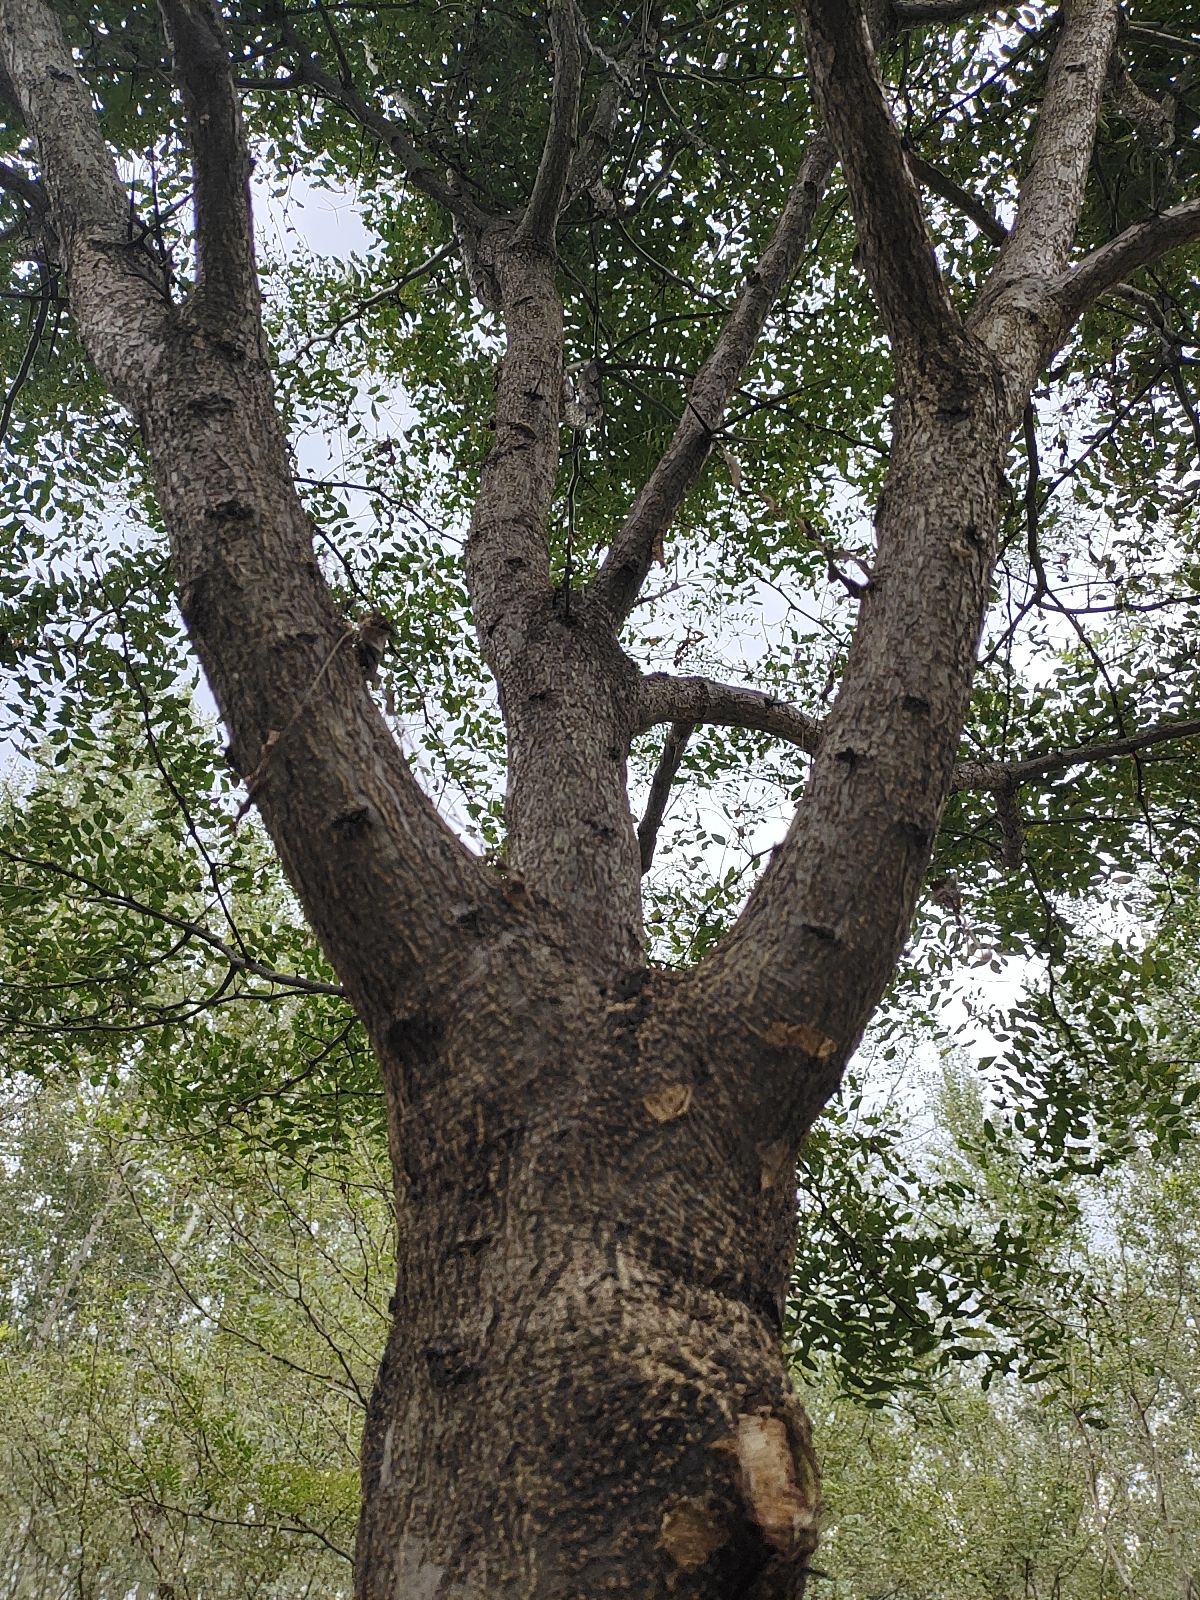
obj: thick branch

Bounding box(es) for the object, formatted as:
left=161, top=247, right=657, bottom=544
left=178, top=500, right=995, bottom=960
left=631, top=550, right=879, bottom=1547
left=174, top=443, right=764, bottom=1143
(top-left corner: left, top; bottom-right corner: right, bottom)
left=514, top=0, right=583, bottom=253
left=0, top=0, right=175, bottom=404
left=591, top=132, right=835, bottom=622
left=1049, top=199, right=1200, bottom=326
left=994, top=774, right=1025, bottom=867
left=464, top=0, right=582, bottom=630
left=1, top=0, right=492, bottom=1035
left=464, top=250, right=563, bottom=675
left=463, top=245, right=645, bottom=961
left=569, top=78, right=620, bottom=202
left=639, top=674, right=1200, bottom=796
left=638, top=722, right=694, bottom=874
left=798, top=0, right=961, bottom=362
left=985, top=0, right=1119, bottom=290
left=158, top=0, right=257, bottom=333
left=636, top=673, right=822, bottom=755
left=455, top=11, right=649, bottom=965
left=683, top=337, right=1008, bottom=1145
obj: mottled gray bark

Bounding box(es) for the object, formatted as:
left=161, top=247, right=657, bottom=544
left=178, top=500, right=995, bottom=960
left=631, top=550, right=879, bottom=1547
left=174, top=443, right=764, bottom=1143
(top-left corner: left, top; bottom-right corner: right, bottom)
left=4, top=0, right=1200, bottom=1596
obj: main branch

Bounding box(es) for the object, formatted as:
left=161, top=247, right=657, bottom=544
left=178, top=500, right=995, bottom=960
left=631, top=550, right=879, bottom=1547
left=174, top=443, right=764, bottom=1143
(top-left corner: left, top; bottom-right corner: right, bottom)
left=463, top=1, right=584, bottom=674
left=0, top=0, right=491, bottom=1039
left=159, top=0, right=257, bottom=335
left=798, top=0, right=961, bottom=366
left=989, top=0, right=1119, bottom=287
left=514, top=0, right=583, bottom=254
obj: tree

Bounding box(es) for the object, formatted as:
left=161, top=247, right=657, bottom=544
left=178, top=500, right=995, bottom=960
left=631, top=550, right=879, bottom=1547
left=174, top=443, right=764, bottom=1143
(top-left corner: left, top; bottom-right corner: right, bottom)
left=8, top=1056, right=1200, bottom=1600
left=0, top=1075, right=374, bottom=1597
left=7, top=1016, right=1200, bottom=1600
left=814, top=1067, right=1200, bottom=1600
left=2, top=1, right=1200, bottom=1595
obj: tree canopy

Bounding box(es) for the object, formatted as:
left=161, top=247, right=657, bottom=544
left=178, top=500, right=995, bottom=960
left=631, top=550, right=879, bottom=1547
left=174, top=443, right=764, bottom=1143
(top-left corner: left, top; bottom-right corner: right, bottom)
left=4, top=0, right=1200, bottom=1374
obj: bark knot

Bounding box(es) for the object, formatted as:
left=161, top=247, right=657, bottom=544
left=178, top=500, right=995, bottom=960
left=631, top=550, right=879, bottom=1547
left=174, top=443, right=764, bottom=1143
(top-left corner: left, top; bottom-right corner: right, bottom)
left=660, top=1497, right=728, bottom=1570
left=642, top=1082, right=693, bottom=1123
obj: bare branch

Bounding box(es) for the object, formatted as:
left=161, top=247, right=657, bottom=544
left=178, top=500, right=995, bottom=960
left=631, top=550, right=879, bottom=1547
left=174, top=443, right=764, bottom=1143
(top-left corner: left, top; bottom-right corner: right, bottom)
left=276, top=30, right=488, bottom=232
left=0, top=845, right=346, bottom=996
left=1049, top=199, right=1200, bottom=327
left=638, top=722, right=694, bottom=873
left=514, top=0, right=584, bottom=253
left=297, top=240, right=454, bottom=359
left=905, top=148, right=1007, bottom=245
left=0, top=260, right=52, bottom=443
left=893, top=0, right=1005, bottom=20
left=158, top=0, right=256, bottom=332
left=0, top=157, right=45, bottom=214
left=983, top=0, right=1119, bottom=293
left=638, top=675, right=1200, bottom=806
left=591, top=132, right=835, bottom=622
left=798, top=0, right=961, bottom=360
left=1126, top=23, right=1200, bottom=56
left=637, top=672, right=822, bottom=755
left=957, top=715, right=1200, bottom=791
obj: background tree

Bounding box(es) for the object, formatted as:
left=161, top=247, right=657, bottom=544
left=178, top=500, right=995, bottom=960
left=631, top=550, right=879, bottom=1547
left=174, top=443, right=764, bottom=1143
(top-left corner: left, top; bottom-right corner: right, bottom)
left=3, top=1, right=1200, bottom=1596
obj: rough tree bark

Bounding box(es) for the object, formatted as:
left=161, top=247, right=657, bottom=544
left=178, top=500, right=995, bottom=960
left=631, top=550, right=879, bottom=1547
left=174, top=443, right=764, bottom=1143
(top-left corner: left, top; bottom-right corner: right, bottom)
left=3, top=0, right=1199, bottom=1596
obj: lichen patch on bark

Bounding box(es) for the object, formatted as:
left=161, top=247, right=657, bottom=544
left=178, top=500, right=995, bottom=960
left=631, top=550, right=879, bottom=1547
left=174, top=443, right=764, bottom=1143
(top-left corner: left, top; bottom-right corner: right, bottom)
left=392, top=1544, right=447, bottom=1600
left=761, top=1021, right=838, bottom=1058
left=756, top=1140, right=794, bottom=1191
left=642, top=1082, right=694, bottom=1122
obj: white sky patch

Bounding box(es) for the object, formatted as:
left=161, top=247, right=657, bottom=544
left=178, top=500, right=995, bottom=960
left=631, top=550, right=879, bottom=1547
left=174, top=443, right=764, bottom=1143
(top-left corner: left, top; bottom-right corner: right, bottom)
left=251, top=167, right=374, bottom=263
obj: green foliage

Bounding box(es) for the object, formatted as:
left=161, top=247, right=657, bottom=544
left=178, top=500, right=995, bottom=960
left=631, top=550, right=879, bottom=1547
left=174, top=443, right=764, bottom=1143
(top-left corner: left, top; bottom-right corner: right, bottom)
left=815, top=1130, right=1200, bottom=1599
left=6, top=1055, right=1200, bottom=1600
left=0, top=1076, right=385, bottom=1596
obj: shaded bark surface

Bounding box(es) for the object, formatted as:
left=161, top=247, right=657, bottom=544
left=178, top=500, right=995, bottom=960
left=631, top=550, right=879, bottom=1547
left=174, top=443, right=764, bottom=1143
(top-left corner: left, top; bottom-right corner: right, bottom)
left=4, top=0, right=1198, bottom=1595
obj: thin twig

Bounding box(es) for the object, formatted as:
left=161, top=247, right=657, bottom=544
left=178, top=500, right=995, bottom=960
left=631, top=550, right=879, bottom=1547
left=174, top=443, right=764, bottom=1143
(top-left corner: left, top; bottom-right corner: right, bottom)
left=0, top=844, right=345, bottom=996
